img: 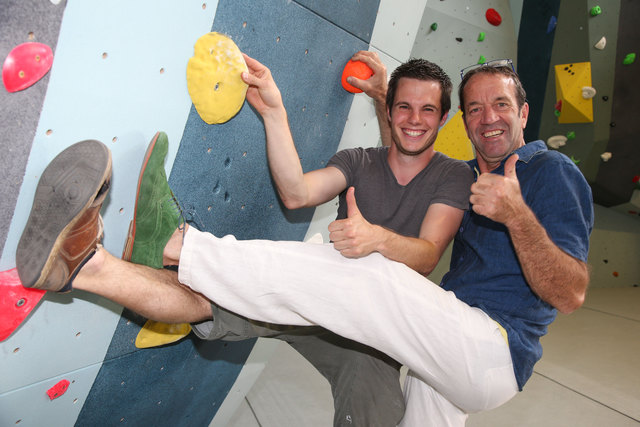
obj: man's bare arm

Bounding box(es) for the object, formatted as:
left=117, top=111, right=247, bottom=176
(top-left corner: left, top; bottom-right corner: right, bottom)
left=347, top=51, right=392, bottom=147
left=241, top=54, right=347, bottom=209
left=329, top=188, right=463, bottom=276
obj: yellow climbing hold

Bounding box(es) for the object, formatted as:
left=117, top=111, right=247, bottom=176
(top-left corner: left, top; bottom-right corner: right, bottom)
left=554, top=62, right=593, bottom=123
left=187, top=32, right=249, bottom=124
left=135, top=320, right=192, bottom=348
left=434, top=110, right=475, bottom=161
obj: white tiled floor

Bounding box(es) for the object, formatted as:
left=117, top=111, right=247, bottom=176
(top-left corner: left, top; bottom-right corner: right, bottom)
left=226, top=287, right=640, bottom=426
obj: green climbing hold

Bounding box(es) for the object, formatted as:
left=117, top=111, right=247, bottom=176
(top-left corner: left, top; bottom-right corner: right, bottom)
left=431, top=22, right=438, bottom=31
left=570, top=156, right=580, bottom=165
left=554, top=110, right=561, bottom=118
left=590, top=6, right=601, bottom=16
left=477, top=32, right=485, bottom=42
left=566, top=131, right=576, bottom=140
left=623, top=53, right=636, bottom=65
left=477, top=55, right=486, bottom=64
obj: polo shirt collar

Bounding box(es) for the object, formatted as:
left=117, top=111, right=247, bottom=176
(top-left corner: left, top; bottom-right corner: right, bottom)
left=468, top=140, right=546, bottom=175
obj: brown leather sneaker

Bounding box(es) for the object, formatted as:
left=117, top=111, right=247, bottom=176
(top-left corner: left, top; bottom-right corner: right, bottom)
left=16, top=140, right=112, bottom=292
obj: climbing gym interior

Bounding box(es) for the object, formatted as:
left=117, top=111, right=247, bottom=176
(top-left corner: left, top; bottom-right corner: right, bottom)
left=1, top=0, right=638, bottom=426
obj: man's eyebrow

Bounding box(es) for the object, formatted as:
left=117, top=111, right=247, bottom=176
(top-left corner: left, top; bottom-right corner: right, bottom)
left=394, top=101, right=440, bottom=110
left=466, top=96, right=510, bottom=106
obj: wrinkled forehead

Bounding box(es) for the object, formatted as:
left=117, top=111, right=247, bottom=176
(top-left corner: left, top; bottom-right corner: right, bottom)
left=463, top=72, right=517, bottom=101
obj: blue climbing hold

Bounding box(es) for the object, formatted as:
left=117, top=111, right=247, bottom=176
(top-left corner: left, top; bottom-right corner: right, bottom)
left=547, top=16, right=557, bottom=34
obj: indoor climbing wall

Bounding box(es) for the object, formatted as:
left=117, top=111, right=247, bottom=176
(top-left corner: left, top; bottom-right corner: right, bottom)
left=537, top=0, right=639, bottom=208
left=0, top=0, right=380, bottom=425
left=2, top=0, right=638, bottom=426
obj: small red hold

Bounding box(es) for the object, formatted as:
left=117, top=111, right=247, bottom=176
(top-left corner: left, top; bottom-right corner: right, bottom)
left=2, top=42, right=54, bottom=93
left=632, top=175, right=640, bottom=184
left=47, top=379, right=70, bottom=400
left=612, top=271, right=619, bottom=277
left=486, top=8, right=502, bottom=26
left=555, top=99, right=562, bottom=112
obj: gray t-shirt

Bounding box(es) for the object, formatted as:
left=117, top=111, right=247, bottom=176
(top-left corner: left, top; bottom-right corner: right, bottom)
left=327, top=147, right=474, bottom=237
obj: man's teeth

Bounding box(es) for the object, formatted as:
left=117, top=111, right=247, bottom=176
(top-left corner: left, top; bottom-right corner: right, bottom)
left=404, top=130, right=424, bottom=137
left=483, top=130, right=504, bottom=137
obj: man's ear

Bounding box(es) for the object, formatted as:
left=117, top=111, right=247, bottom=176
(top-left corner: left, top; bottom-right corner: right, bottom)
left=461, top=110, right=470, bottom=137
left=520, top=102, right=529, bottom=129
left=439, top=111, right=449, bottom=127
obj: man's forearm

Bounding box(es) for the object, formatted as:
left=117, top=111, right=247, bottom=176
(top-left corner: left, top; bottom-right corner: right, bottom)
left=262, top=108, right=309, bottom=208
left=506, top=208, right=589, bottom=314
left=375, top=227, right=441, bottom=276
left=375, top=99, right=392, bottom=147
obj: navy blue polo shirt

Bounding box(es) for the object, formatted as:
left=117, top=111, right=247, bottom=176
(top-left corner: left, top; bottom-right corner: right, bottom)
left=441, top=140, right=594, bottom=390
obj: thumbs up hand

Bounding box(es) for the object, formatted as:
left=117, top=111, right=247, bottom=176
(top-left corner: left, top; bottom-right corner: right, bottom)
left=470, top=154, right=524, bottom=225
left=328, top=187, right=379, bottom=258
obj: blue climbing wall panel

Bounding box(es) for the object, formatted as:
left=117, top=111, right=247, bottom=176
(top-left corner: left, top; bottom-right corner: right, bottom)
left=170, top=0, right=370, bottom=241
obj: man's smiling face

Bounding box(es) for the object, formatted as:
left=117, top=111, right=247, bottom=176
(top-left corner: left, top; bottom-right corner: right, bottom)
left=388, top=77, right=446, bottom=157
left=462, top=73, right=529, bottom=172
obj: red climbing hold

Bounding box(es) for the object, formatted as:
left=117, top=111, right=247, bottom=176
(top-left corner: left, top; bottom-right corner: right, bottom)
left=2, top=42, right=54, bottom=93
left=486, top=8, right=502, bottom=26
left=0, top=268, right=46, bottom=341
left=555, top=99, right=562, bottom=112
left=47, top=379, right=70, bottom=400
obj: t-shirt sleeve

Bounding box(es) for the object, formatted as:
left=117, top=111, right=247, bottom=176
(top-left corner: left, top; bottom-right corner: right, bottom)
left=326, top=147, right=363, bottom=185
left=430, top=158, right=474, bottom=210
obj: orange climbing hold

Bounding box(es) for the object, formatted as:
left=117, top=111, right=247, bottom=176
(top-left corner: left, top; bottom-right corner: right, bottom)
left=2, top=42, right=53, bottom=93
left=486, top=8, right=502, bottom=26
left=341, top=59, right=374, bottom=93
left=0, top=268, right=46, bottom=341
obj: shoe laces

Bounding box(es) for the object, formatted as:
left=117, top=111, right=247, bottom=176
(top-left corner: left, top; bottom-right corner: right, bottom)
left=181, top=203, right=206, bottom=231
left=164, top=192, right=207, bottom=247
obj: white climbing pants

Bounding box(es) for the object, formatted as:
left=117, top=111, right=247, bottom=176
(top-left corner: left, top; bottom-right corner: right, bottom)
left=178, top=229, right=518, bottom=426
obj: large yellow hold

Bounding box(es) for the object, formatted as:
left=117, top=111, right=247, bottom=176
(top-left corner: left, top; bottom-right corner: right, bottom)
left=434, top=110, right=475, bottom=161
left=187, top=32, right=248, bottom=124
left=554, top=62, right=593, bottom=123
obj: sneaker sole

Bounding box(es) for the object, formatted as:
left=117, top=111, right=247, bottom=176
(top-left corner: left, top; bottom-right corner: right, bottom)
left=122, top=131, right=164, bottom=262
left=16, top=140, right=112, bottom=289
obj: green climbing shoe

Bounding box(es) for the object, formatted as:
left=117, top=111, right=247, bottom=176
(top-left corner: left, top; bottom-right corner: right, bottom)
left=122, top=131, right=182, bottom=268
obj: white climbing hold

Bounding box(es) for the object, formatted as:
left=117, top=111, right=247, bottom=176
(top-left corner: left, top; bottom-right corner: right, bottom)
left=594, top=36, right=606, bottom=50
left=547, top=135, right=567, bottom=149
left=600, top=152, right=612, bottom=162
left=582, top=86, right=596, bottom=99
